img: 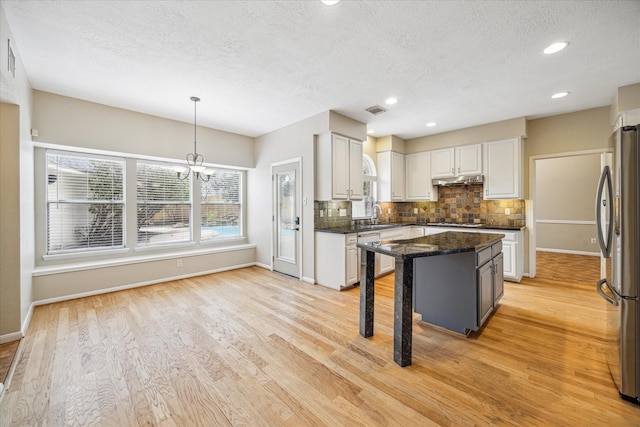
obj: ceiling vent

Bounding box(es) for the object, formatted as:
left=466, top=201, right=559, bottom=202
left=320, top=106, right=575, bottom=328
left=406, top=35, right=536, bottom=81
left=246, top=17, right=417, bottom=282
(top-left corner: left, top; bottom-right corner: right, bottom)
left=365, top=105, right=387, bottom=115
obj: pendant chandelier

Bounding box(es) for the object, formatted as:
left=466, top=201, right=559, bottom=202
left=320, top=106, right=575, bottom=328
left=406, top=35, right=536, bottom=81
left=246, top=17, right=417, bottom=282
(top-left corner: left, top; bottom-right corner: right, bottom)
left=175, top=96, right=212, bottom=182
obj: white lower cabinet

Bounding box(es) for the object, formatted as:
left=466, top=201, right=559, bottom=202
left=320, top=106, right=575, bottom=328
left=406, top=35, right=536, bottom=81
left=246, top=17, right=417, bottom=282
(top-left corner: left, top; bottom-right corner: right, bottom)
left=345, top=235, right=359, bottom=286
left=315, top=232, right=359, bottom=290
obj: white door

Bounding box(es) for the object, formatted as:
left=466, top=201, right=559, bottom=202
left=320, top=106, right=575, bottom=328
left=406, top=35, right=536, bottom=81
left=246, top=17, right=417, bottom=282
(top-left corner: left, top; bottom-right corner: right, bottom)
left=272, top=161, right=301, bottom=278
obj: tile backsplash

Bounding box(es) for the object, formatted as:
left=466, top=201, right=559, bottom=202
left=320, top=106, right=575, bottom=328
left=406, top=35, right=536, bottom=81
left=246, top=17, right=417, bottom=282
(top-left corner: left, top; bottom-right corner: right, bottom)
left=315, top=184, right=525, bottom=228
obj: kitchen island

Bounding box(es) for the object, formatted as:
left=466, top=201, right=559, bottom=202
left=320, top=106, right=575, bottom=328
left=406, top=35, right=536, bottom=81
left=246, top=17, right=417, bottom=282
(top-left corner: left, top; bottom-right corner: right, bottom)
left=357, top=231, right=504, bottom=367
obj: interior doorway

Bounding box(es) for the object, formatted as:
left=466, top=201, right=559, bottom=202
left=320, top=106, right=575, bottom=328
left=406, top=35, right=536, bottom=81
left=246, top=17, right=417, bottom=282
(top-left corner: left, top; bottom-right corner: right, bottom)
left=271, top=159, right=302, bottom=279
left=530, top=150, right=610, bottom=284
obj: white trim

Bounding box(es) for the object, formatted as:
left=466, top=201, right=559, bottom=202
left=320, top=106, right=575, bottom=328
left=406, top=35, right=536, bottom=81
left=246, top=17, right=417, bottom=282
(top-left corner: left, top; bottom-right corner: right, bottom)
left=536, top=247, right=601, bottom=256
left=535, top=219, right=596, bottom=225
left=528, top=148, right=613, bottom=280
left=33, top=243, right=256, bottom=276
left=302, top=276, right=315, bottom=284
left=0, top=331, right=23, bottom=345
left=35, top=141, right=250, bottom=170
left=254, top=262, right=272, bottom=270
left=22, top=303, right=34, bottom=337
left=33, top=262, right=257, bottom=306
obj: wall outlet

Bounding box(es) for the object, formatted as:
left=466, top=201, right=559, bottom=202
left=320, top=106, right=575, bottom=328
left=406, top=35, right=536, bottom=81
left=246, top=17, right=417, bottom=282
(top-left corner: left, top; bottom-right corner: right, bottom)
left=176, top=259, right=183, bottom=268
left=505, top=208, right=511, bottom=215
left=319, top=210, right=324, bottom=217
left=339, top=209, right=347, bottom=217
left=591, top=238, right=597, bottom=244
left=387, top=208, right=391, bottom=214
left=328, top=209, right=332, bottom=217
left=413, top=208, right=418, bottom=214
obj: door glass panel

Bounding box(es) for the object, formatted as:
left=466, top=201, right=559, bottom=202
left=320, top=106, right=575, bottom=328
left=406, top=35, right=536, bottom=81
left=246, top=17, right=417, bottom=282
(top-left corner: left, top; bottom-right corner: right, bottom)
left=277, top=170, right=295, bottom=262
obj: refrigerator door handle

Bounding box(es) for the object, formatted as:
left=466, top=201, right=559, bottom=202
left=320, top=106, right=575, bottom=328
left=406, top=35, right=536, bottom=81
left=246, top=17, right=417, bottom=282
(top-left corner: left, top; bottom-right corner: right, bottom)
left=596, top=278, right=619, bottom=306
left=595, top=165, right=614, bottom=258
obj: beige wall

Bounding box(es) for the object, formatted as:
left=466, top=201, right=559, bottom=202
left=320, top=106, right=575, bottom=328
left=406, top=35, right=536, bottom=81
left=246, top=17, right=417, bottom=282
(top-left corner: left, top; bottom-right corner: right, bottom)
left=33, top=246, right=256, bottom=302
left=28, top=93, right=259, bottom=303
left=1, top=4, right=35, bottom=341
left=0, top=104, right=21, bottom=336
left=525, top=106, right=613, bottom=197
left=406, top=117, right=527, bottom=153
left=616, top=82, right=640, bottom=114
left=33, top=91, right=255, bottom=169
left=251, top=111, right=366, bottom=282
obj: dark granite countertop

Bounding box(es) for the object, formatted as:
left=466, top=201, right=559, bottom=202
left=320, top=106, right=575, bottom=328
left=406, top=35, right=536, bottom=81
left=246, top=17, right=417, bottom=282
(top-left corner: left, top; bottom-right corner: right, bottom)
left=314, top=223, right=410, bottom=234
left=356, top=231, right=505, bottom=259
left=426, top=223, right=524, bottom=231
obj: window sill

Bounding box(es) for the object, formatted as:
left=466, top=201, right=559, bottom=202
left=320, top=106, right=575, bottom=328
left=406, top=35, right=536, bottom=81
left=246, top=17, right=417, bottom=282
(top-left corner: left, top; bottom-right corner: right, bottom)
left=33, top=242, right=256, bottom=277
left=43, top=247, right=131, bottom=262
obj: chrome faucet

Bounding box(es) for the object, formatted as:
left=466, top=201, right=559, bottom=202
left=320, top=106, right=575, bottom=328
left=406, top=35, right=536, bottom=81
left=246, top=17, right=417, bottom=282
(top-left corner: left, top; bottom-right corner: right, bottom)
left=372, top=204, right=383, bottom=224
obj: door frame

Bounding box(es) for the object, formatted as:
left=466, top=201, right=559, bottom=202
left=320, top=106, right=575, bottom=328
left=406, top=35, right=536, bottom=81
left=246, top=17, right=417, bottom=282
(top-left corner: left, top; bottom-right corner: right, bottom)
left=271, top=157, right=303, bottom=279
left=528, top=148, right=612, bottom=279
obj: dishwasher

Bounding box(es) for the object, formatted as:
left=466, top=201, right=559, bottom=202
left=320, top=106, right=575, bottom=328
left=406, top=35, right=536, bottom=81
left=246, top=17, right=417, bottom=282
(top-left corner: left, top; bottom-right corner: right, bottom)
left=357, top=231, right=381, bottom=278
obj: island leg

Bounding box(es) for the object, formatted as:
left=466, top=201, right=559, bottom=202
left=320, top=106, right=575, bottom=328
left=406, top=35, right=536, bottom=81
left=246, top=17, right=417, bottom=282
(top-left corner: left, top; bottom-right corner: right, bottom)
left=359, top=249, right=375, bottom=338
left=394, top=257, right=413, bottom=367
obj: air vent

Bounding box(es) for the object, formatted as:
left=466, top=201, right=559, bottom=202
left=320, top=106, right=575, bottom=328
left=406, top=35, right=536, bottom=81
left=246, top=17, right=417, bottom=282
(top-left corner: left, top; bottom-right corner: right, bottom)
left=365, top=105, right=387, bottom=115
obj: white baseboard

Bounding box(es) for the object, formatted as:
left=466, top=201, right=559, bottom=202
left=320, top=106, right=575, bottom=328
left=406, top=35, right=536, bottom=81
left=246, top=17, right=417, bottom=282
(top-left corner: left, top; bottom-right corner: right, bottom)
left=0, top=331, right=23, bottom=345
left=536, top=248, right=600, bottom=257
left=254, top=262, right=272, bottom=270
left=302, top=276, right=315, bottom=284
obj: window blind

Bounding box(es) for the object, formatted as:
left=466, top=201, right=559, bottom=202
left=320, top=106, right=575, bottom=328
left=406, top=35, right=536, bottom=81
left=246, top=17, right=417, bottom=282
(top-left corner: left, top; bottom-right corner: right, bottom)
left=46, top=152, right=125, bottom=254
left=137, top=162, right=191, bottom=245
left=200, top=169, right=242, bottom=240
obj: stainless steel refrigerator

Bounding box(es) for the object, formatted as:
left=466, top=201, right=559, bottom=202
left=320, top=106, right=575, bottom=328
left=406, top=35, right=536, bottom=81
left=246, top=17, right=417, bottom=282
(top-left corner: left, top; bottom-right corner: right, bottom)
left=596, top=124, right=639, bottom=404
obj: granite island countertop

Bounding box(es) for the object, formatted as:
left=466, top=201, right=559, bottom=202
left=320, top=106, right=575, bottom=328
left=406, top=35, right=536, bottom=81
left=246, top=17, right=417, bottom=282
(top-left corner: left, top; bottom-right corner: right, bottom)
left=356, top=231, right=505, bottom=259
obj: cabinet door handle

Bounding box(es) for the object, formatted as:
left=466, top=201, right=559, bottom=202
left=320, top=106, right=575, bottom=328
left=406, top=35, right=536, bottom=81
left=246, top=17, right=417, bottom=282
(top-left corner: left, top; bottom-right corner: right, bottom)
left=457, top=167, right=460, bottom=174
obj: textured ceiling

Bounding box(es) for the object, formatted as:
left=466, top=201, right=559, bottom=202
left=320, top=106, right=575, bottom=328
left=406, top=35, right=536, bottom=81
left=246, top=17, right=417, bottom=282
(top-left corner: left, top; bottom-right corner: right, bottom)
left=2, top=0, right=639, bottom=139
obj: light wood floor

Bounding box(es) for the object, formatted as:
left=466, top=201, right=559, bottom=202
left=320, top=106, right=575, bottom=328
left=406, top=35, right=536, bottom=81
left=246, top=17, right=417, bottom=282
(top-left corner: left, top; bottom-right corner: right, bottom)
left=536, top=251, right=601, bottom=284
left=1, top=266, right=639, bottom=426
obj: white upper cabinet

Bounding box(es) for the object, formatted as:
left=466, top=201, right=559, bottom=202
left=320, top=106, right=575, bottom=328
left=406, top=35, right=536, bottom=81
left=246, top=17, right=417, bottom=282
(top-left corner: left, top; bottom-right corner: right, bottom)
left=316, top=133, right=363, bottom=200
left=431, top=148, right=456, bottom=178
left=483, top=137, right=523, bottom=199
left=378, top=151, right=405, bottom=201
left=456, top=144, right=483, bottom=175
left=405, top=151, right=437, bottom=201
left=431, top=144, right=482, bottom=178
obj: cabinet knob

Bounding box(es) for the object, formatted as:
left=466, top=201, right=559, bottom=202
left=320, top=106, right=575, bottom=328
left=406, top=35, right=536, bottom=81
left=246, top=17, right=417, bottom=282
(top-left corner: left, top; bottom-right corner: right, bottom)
left=457, top=167, right=460, bottom=174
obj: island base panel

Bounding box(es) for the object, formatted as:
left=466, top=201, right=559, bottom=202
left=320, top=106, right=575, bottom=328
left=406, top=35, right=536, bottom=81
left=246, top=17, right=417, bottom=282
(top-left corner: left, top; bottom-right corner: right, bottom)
left=413, top=252, right=478, bottom=335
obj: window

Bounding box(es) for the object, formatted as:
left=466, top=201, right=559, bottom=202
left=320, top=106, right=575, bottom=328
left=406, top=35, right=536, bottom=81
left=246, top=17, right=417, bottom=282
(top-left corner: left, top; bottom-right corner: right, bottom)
left=200, top=169, right=242, bottom=241
left=352, top=154, right=377, bottom=218
left=137, top=161, right=191, bottom=246
left=46, top=151, right=124, bottom=254
left=42, top=147, right=246, bottom=260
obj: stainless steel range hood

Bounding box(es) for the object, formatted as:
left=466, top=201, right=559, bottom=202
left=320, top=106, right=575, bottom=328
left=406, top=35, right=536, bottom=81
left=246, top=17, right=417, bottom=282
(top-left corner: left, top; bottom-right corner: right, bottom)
left=432, top=175, right=484, bottom=186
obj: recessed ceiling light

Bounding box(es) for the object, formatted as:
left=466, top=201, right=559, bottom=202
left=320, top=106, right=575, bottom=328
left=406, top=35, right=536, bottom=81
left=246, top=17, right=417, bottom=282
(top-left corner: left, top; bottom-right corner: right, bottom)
left=544, top=41, right=568, bottom=54
left=551, top=91, right=569, bottom=99
left=426, top=122, right=436, bottom=127
left=385, top=97, right=398, bottom=105
left=367, top=129, right=375, bottom=134
left=321, top=0, right=340, bottom=5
